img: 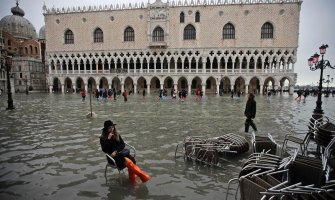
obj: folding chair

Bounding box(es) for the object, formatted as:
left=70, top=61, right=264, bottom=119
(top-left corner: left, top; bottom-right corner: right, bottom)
left=104, top=142, right=136, bottom=177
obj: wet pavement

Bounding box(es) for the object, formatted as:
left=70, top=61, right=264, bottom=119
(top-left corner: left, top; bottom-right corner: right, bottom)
left=0, top=93, right=334, bottom=200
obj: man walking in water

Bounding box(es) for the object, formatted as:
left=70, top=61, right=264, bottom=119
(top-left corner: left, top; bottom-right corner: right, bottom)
left=244, top=93, right=257, bottom=133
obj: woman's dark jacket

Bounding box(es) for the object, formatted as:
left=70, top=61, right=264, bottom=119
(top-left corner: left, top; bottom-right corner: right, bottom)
left=100, top=135, right=126, bottom=169
left=244, top=99, right=256, bottom=119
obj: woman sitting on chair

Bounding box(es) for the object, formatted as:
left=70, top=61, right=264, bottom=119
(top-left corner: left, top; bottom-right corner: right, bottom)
left=100, top=120, right=151, bottom=183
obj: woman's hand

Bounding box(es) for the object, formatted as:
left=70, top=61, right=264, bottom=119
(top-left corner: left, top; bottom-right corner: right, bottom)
left=111, top=151, right=117, bottom=157
left=108, top=132, right=114, bottom=139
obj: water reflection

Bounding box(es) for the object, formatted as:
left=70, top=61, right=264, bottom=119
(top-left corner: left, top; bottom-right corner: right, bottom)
left=0, top=93, right=334, bottom=199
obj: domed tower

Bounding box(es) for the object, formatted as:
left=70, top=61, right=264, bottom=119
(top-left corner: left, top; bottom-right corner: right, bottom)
left=0, top=1, right=46, bottom=93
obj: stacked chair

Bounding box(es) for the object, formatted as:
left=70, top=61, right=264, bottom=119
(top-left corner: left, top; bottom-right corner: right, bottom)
left=226, top=115, right=335, bottom=200
left=175, top=133, right=249, bottom=168
left=252, top=133, right=278, bottom=155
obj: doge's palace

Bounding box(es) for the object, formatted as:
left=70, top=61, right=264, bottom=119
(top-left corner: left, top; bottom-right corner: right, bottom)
left=43, top=0, right=300, bottom=95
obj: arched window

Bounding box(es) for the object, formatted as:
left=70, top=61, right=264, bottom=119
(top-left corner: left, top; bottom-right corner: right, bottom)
left=261, top=22, right=274, bottom=39
left=180, top=12, right=185, bottom=23
left=124, top=26, right=135, bottom=41
left=64, top=29, right=74, bottom=44
left=183, top=24, right=196, bottom=40
left=152, top=27, right=164, bottom=42
left=223, top=23, right=235, bottom=39
left=94, top=28, right=103, bottom=43
left=195, top=11, right=200, bottom=23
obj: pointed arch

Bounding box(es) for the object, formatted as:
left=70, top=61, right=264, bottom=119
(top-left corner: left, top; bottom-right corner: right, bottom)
left=152, top=26, right=164, bottom=42
left=183, top=24, right=196, bottom=40
left=64, top=29, right=74, bottom=44
left=124, top=26, right=135, bottom=41
left=93, top=27, right=103, bottom=43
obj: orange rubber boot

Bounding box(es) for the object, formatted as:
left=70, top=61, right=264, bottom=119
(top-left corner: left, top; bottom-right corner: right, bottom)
left=124, top=158, right=151, bottom=182
left=128, top=167, right=137, bottom=182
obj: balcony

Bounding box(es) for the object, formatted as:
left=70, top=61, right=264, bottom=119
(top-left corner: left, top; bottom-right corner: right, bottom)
left=148, top=41, right=167, bottom=49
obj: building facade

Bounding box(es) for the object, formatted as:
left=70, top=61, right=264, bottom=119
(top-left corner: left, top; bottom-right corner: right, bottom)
left=44, top=0, right=300, bottom=95
left=0, top=2, right=47, bottom=93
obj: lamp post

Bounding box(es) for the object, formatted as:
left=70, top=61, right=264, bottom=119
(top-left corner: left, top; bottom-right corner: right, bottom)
left=323, top=75, right=333, bottom=97
left=0, top=49, right=15, bottom=110
left=307, top=44, right=334, bottom=115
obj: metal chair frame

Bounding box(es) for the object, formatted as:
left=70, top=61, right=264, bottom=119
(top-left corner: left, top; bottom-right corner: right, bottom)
left=104, top=142, right=136, bottom=177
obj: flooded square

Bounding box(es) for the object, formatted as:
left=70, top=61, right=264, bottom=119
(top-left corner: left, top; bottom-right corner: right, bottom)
left=0, top=93, right=334, bottom=199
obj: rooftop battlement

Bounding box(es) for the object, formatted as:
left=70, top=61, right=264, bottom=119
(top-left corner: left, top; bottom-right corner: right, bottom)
left=43, top=0, right=301, bottom=15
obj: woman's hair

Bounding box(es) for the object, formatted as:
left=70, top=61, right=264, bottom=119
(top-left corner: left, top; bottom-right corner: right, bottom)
left=100, top=127, right=120, bottom=141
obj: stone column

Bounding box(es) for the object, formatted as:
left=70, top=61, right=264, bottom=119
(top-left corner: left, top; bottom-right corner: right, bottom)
left=261, top=62, right=264, bottom=73
left=160, top=84, right=163, bottom=90
left=202, top=84, right=206, bottom=96
left=147, top=84, right=151, bottom=94
left=134, top=83, right=137, bottom=94
left=154, top=61, right=157, bottom=73
left=216, top=84, right=219, bottom=95
left=174, top=84, right=177, bottom=92
left=182, top=61, right=184, bottom=73
left=66, top=62, right=69, bottom=74
left=188, top=84, right=191, bottom=95
left=121, top=84, right=124, bottom=93
left=260, top=84, right=264, bottom=95
left=289, top=84, right=294, bottom=95
left=49, top=85, right=53, bottom=93
left=73, top=85, right=76, bottom=93
left=140, top=62, right=143, bottom=73
left=85, top=84, right=88, bottom=92
left=61, top=84, right=65, bottom=94
left=202, top=61, right=206, bottom=73
left=245, top=84, right=249, bottom=95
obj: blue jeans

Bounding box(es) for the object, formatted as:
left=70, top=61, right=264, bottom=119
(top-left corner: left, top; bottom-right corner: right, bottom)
left=118, top=149, right=130, bottom=157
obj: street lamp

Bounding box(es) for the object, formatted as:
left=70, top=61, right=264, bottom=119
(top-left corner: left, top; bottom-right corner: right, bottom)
left=0, top=49, right=15, bottom=110
left=323, top=74, right=333, bottom=97
left=308, top=44, right=334, bottom=115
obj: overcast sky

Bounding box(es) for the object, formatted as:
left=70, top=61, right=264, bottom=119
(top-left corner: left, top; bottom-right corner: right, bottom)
left=1, top=0, right=334, bottom=86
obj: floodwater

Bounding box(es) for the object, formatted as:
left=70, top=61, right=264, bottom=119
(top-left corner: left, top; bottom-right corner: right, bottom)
left=0, top=92, right=334, bottom=200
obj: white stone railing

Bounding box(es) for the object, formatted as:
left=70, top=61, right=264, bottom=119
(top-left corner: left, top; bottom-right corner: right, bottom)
left=49, top=68, right=293, bottom=76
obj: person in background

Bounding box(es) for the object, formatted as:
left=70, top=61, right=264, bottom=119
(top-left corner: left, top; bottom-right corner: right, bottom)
left=81, top=89, right=86, bottom=102
left=123, top=90, right=128, bottom=102
left=244, top=93, right=257, bottom=133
